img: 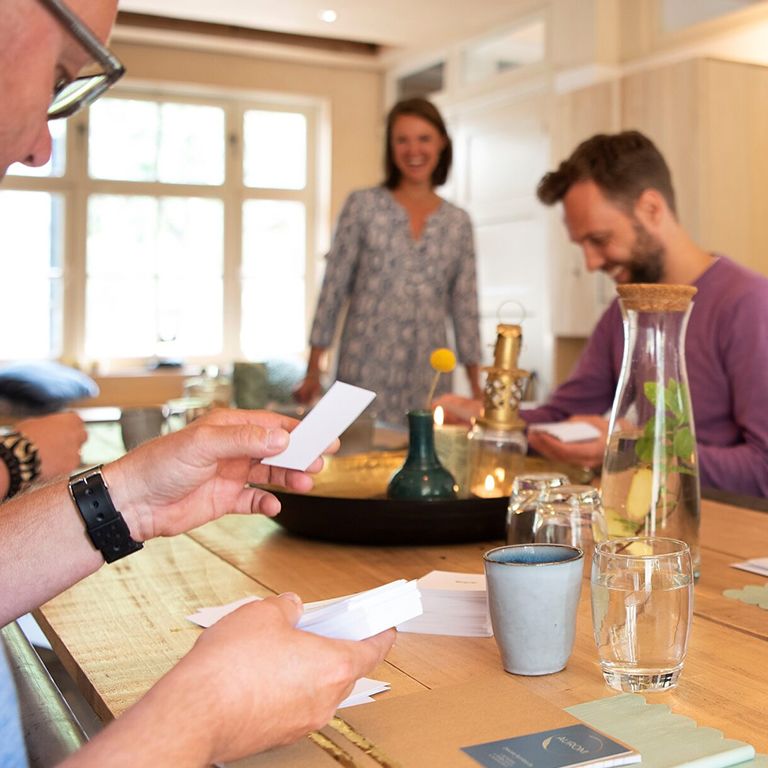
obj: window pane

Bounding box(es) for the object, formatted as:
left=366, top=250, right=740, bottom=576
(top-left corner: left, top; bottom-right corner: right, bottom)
left=89, top=99, right=225, bottom=185
left=86, top=195, right=224, bottom=358
left=243, top=111, right=307, bottom=190
left=0, top=191, right=63, bottom=358
left=6, top=121, right=67, bottom=178
left=241, top=200, right=306, bottom=360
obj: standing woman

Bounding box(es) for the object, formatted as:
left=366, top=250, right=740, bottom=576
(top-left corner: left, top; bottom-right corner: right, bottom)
left=295, top=98, right=483, bottom=424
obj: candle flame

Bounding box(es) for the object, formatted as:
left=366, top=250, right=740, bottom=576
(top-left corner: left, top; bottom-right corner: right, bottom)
left=434, top=406, right=444, bottom=427
left=484, top=474, right=495, bottom=493
left=494, top=467, right=506, bottom=483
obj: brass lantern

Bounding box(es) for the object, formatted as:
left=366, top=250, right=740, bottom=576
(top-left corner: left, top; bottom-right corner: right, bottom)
left=467, top=324, right=530, bottom=498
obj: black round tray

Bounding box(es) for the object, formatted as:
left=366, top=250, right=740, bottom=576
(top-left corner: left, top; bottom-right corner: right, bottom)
left=272, top=490, right=507, bottom=545
left=263, top=450, right=588, bottom=546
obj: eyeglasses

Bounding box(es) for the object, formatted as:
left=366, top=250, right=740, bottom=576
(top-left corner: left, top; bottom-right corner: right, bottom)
left=39, top=0, right=125, bottom=120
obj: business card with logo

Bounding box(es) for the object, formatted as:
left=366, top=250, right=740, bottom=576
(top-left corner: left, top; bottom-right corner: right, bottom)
left=461, top=724, right=640, bottom=768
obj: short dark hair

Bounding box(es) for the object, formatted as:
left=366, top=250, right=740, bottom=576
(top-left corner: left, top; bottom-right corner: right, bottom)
left=383, top=98, right=452, bottom=190
left=537, top=130, right=677, bottom=215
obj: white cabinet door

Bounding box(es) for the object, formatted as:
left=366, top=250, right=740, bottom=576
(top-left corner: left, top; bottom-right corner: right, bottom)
left=447, top=93, right=554, bottom=399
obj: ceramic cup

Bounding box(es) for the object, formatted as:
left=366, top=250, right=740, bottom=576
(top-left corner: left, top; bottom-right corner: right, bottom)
left=120, top=406, right=166, bottom=451
left=483, top=543, right=583, bottom=675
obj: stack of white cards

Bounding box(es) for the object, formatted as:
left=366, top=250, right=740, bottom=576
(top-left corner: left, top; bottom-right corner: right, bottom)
left=298, top=579, right=422, bottom=641
left=187, top=579, right=423, bottom=642
left=397, top=571, right=492, bottom=637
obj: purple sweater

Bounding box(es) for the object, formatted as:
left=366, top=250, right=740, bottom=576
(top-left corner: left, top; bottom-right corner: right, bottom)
left=523, top=256, right=768, bottom=497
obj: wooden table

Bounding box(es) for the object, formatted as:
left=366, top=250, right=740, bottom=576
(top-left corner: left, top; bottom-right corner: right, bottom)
left=35, top=496, right=768, bottom=762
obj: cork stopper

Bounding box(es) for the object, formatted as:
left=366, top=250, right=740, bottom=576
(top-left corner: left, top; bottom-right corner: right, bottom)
left=617, top=284, right=697, bottom=312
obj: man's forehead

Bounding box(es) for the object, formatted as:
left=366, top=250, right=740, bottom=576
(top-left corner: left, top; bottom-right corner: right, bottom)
left=562, top=180, right=626, bottom=239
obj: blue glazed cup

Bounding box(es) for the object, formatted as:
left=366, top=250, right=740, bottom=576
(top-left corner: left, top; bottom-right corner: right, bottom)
left=483, top=544, right=583, bottom=675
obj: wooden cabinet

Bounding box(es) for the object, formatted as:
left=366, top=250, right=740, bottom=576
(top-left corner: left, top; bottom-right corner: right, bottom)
left=549, top=79, right=618, bottom=339
left=551, top=57, right=768, bottom=347
left=623, top=58, right=768, bottom=277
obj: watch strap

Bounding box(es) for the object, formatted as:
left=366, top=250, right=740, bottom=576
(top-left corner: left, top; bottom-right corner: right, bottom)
left=0, top=431, right=40, bottom=499
left=68, top=466, right=143, bottom=563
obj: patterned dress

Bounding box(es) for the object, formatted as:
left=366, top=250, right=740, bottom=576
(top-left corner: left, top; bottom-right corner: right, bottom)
left=309, top=187, right=481, bottom=424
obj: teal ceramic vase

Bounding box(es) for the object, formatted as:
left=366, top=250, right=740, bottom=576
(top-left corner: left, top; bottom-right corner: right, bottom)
left=387, top=409, right=457, bottom=500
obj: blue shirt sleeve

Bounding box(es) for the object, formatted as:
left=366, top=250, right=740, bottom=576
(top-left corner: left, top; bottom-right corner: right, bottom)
left=0, top=645, right=28, bottom=768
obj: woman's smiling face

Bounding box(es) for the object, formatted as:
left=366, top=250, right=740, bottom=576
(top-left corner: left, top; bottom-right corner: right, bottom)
left=390, top=114, right=446, bottom=188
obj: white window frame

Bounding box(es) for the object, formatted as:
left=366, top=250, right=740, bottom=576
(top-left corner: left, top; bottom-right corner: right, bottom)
left=1, top=81, right=324, bottom=369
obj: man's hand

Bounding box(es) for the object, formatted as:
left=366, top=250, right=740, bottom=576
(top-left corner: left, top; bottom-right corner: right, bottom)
left=64, top=594, right=396, bottom=766
left=16, top=412, right=87, bottom=479
left=431, top=393, right=481, bottom=425
left=527, top=414, right=608, bottom=469
left=293, top=376, right=322, bottom=405
left=184, top=594, right=396, bottom=762
left=104, top=408, right=338, bottom=542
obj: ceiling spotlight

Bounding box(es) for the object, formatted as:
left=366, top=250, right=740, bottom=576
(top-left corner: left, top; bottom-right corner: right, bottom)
left=319, top=9, right=337, bottom=23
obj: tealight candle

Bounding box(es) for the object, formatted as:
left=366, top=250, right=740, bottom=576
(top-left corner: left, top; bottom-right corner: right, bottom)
left=471, top=473, right=500, bottom=499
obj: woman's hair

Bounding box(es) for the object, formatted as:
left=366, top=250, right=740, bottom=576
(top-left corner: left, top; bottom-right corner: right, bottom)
left=383, top=98, right=452, bottom=190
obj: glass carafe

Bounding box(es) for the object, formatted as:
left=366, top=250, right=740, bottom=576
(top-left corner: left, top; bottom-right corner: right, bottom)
left=600, top=284, right=701, bottom=578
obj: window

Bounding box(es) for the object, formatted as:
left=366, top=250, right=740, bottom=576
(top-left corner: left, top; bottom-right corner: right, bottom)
left=0, top=191, right=64, bottom=359
left=0, top=89, right=317, bottom=368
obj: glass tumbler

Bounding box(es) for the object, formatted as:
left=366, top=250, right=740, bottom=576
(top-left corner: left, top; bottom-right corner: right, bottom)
left=506, top=472, right=569, bottom=545
left=533, top=484, right=607, bottom=571
left=591, top=537, right=694, bottom=692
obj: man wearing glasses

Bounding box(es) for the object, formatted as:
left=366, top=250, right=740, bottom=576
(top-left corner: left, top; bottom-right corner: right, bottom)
left=0, top=2, right=395, bottom=766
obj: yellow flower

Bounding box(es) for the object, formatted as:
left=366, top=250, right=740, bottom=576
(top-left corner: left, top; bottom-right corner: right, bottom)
left=430, top=348, right=456, bottom=373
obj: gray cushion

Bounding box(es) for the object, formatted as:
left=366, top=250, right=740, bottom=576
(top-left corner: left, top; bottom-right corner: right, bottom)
left=0, top=361, right=99, bottom=413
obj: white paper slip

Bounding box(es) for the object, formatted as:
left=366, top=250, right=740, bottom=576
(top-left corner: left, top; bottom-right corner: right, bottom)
left=528, top=421, right=602, bottom=443
left=262, top=381, right=376, bottom=471
left=731, top=557, right=768, bottom=577
left=187, top=596, right=259, bottom=628
left=338, top=678, right=391, bottom=709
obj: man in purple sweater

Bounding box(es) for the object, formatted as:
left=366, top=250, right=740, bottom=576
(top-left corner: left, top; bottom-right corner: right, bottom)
left=526, top=131, right=768, bottom=498
left=439, top=131, right=768, bottom=497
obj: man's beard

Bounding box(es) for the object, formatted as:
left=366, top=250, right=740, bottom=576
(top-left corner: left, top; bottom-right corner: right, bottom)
left=626, top=220, right=665, bottom=283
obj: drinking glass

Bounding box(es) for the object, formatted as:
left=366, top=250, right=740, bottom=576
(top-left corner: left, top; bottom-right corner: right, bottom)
left=591, top=537, right=694, bottom=692
left=506, top=472, right=569, bottom=545
left=532, top=484, right=608, bottom=569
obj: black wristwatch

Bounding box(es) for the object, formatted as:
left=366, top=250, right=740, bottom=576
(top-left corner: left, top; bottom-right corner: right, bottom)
left=68, top=465, right=144, bottom=563
left=0, top=429, right=41, bottom=499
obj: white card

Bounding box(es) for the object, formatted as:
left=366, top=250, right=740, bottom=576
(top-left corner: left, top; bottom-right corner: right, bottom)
left=417, top=570, right=486, bottom=592
left=731, top=557, right=768, bottom=577
left=261, top=381, right=376, bottom=471
left=528, top=421, right=602, bottom=443
left=338, top=678, right=390, bottom=708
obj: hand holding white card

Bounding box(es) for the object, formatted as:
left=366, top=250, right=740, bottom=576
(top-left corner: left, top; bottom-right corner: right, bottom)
left=528, top=421, right=602, bottom=443
left=262, top=381, right=376, bottom=471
